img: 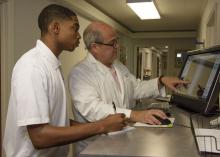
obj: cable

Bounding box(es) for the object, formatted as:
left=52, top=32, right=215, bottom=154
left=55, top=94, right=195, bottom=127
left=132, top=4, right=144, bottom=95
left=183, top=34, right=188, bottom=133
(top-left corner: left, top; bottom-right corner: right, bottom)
left=174, top=123, right=191, bottom=128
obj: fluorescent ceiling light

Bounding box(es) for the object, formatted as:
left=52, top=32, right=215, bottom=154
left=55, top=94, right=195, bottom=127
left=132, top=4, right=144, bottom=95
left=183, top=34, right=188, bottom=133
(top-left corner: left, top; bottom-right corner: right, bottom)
left=127, top=0, right=160, bottom=20
left=177, top=53, right=182, bottom=58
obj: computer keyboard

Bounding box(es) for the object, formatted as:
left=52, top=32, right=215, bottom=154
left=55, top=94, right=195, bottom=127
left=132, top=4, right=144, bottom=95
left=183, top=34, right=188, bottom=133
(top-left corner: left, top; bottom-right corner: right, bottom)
left=148, top=102, right=170, bottom=110
left=210, top=116, right=220, bottom=126
left=155, top=96, right=172, bottom=102
left=147, top=102, right=171, bottom=116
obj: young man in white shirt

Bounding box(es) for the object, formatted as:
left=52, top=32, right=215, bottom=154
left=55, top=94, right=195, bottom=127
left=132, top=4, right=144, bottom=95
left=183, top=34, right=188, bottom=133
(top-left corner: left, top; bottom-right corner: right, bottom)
left=3, top=5, right=127, bottom=157
left=69, top=21, right=188, bottom=154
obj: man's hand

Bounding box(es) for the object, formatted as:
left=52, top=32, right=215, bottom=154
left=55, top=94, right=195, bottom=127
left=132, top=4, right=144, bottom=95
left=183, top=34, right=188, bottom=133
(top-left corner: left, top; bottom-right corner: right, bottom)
left=130, top=109, right=167, bottom=125
left=98, top=113, right=127, bottom=134
left=160, top=76, right=189, bottom=91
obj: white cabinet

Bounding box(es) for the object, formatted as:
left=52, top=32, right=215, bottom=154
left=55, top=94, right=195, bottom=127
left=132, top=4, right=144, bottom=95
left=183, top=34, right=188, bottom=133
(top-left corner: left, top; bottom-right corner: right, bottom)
left=137, top=47, right=165, bottom=80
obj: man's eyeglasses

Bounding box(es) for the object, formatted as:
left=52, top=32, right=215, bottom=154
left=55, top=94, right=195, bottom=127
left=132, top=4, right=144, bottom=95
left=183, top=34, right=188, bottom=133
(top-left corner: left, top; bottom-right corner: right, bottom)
left=95, top=39, right=118, bottom=49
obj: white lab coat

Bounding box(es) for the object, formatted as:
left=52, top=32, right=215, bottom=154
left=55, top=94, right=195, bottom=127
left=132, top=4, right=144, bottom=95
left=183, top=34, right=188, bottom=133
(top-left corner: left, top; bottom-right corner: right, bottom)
left=68, top=52, right=165, bottom=155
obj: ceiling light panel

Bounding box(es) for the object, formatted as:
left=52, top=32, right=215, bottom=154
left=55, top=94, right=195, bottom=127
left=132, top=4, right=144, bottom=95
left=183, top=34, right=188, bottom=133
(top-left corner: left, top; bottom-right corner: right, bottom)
left=127, top=0, right=160, bottom=20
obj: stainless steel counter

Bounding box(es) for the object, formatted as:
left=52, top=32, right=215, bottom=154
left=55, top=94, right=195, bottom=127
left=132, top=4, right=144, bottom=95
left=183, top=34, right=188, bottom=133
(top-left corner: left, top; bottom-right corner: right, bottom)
left=80, top=101, right=217, bottom=157
left=80, top=126, right=199, bottom=157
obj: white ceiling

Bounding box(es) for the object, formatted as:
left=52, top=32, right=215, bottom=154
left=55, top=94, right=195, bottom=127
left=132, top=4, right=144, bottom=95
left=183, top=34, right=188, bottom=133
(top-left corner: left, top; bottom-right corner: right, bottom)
left=85, top=0, right=207, bottom=33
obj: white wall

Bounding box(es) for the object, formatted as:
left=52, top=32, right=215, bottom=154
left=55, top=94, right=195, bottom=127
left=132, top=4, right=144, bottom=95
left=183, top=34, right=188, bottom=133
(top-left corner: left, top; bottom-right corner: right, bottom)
left=118, top=34, right=134, bottom=73
left=197, top=0, right=220, bottom=47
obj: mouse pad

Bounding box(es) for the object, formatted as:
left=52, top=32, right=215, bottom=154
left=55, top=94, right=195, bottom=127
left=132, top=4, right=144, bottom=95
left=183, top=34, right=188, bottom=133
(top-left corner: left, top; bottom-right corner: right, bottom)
left=133, top=118, right=175, bottom=128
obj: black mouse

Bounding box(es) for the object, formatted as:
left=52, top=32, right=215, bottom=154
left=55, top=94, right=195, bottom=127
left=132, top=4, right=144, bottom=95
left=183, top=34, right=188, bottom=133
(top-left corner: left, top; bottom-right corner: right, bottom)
left=165, top=111, right=171, bottom=117
left=154, top=115, right=171, bottom=125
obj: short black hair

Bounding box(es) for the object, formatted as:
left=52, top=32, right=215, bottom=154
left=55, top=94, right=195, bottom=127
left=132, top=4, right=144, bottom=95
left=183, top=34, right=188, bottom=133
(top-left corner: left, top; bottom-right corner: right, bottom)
left=38, top=4, right=76, bottom=35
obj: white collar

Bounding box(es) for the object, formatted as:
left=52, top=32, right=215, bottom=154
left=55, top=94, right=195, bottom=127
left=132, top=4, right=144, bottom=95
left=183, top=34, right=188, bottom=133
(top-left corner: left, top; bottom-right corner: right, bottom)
left=36, top=40, right=61, bottom=69
left=87, top=52, right=110, bottom=74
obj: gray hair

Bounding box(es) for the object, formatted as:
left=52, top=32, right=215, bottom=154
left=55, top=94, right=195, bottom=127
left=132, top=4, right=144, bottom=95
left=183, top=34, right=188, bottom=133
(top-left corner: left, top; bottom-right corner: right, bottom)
left=83, top=25, right=104, bottom=50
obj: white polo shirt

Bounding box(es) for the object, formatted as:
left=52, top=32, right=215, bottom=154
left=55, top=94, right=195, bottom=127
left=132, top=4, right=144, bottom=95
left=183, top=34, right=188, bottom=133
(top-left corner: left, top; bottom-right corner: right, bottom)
left=3, top=40, right=69, bottom=157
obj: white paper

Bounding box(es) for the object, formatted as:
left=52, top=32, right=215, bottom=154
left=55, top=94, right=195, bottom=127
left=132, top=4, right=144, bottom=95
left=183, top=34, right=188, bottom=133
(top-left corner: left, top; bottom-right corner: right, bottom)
left=195, top=128, right=220, bottom=153
left=133, top=118, right=175, bottom=128
left=107, top=126, right=136, bottom=135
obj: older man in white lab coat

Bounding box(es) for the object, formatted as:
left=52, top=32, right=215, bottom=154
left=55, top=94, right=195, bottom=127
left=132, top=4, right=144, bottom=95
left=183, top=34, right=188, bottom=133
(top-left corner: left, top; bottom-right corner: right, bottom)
left=69, top=21, right=187, bottom=155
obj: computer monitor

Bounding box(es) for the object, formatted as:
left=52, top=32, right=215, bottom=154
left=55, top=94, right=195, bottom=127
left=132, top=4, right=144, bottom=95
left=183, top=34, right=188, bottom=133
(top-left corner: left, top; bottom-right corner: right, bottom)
left=172, top=45, right=220, bottom=115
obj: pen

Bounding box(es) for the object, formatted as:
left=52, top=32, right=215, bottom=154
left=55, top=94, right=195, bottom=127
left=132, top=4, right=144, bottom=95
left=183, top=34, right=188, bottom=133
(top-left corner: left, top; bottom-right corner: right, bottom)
left=112, top=101, right=117, bottom=114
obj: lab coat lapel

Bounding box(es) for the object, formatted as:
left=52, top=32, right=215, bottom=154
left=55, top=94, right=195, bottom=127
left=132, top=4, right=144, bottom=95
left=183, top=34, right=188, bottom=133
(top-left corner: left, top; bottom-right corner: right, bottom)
left=94, top=63, right=122, bottom=108
left=87, top=53, right=124, bottom=107
left=114, top=68, right=125, bottom=104
left=104, top=70, right=122, bottom=107
left=113, top=62, right=128, bottom=106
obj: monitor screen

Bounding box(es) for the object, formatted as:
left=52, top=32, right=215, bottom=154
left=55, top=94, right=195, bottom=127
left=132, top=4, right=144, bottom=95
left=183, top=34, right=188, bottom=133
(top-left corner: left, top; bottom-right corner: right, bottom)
left=172, top=46, right=220, bottom=115
left=177, top=53, right=220, bottom=100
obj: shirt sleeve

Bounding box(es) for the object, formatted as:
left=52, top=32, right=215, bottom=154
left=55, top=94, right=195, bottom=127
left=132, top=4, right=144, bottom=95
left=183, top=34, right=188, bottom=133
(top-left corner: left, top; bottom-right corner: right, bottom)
left=115, top=62, right=166, bottom=100
left=129, top=74, right=166, bottom=99
left=12, top=65, right=50, bottom=126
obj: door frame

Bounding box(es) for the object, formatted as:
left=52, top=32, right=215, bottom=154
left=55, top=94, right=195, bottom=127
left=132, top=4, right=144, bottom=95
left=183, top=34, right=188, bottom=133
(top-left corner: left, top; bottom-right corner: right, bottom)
left=1, top=0, right=14, bottom=156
